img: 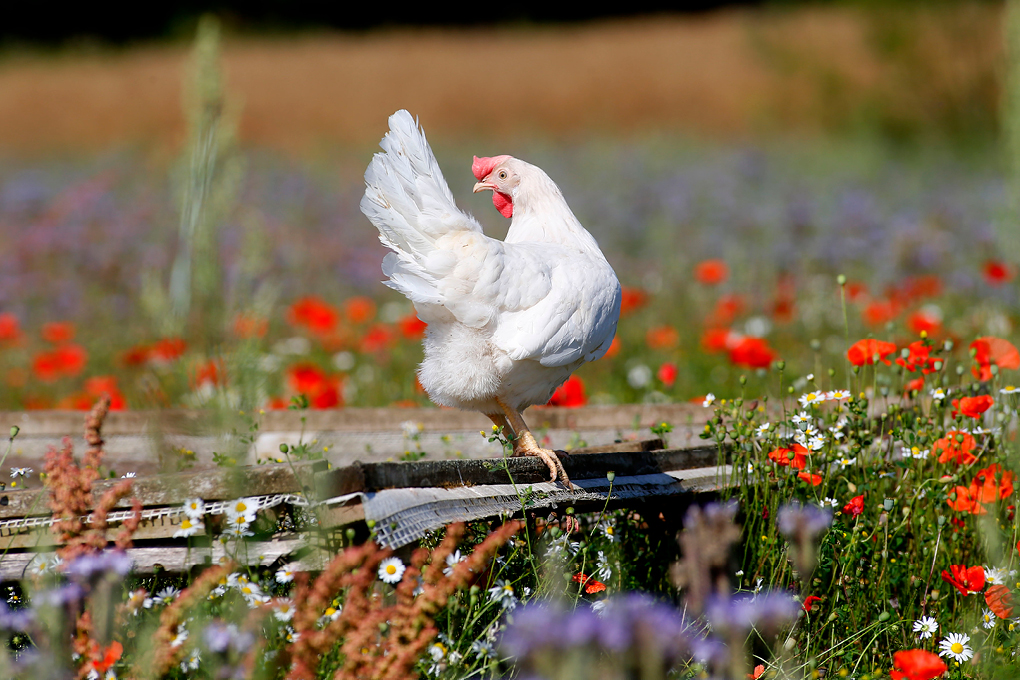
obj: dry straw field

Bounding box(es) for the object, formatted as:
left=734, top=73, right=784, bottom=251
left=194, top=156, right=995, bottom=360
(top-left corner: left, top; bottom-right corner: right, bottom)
left=0, top=2, right=1005, bottom=154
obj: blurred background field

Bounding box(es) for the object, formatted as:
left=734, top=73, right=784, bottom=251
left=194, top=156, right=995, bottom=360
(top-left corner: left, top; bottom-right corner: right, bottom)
left=0, top=0, right=1018, bottom=417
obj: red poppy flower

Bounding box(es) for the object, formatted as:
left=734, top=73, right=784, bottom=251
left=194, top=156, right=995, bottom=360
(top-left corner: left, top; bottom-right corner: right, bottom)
left=940, top=564, right=985, bottom=596
left=121, top=344, right=151, bottom=367
left=694, top=259, right=728, bottom=285
left=287, top=296, right=339, bottom=336
left=933, top=431, right=978, bottom=465
left=708, top=294, right=746, bottom=326
left=951, top=395, right=994, bottom=419
left=192, top=359, right=224, bottom=388
left=32, top=344, right=88, bottom=382
left=844, top=281, right=869, bottom=302
left=847, top=339, right=897, bottom=367
left=970, top=463, right=1014, bottom=503
left=84, top=376, right=126, bottom=410
left=896, top=341, right=939, bottom=374
left=986, top=584, right=1015, bottom=619
left=646, top=325, right=680, bottom=351
left=983, top=260, right=1014, bottom=285
left=802, top=595, right=822, bottom=612
left=548, top=376, right=586, bottom=408
left=701, top=328, right=736, bottom=353
left=904, top=377, right=925, bottom=395
left=360, top=324, right=396, bottom=353
left=232, top=313, right=268, bottom=339
left=572, top=573, right=607, bottom=594
left=0, top=313, right=22, bottom=345
left=728, top=337, right=776, bottom=369
left=798, top=471, right=822, bottom=486
left=398, top=313, right=427, bottom=340
left=768, top=444, right=808, bottom=470
left=901, top=275, right=942, bottom=301
left=150, top=338, right=186, bottom=363
left=971, top=337, right=1020, bottom=381
left=906, top=309, right=942, bottom=336
left=287, top=364, right=342, bottom=409
left=657, top=362, right=678, bottom=387
left=946, top=484, right=986, bottom=515
left=748, top=665, right=766, bottom=680
left=41, top=321, right=75, bottom=344
left=603, top=337, right=621, bottom=358
left=862, top=300, right=898, bottom=326
left=889, top=648, right=947, bottom=680
left=619, top=287, right=648, bottom=316
left=842, top=494, right=865, bottom=517
left=344, top=296, right=376, bottom=324
left=90, top=640, right=123, bottom=673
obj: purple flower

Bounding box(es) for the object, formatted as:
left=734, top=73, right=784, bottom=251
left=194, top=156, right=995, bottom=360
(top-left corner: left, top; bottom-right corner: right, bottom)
left=704, top=593, right=800, bottom=633
left=64, top=549, right=133, bottom=586
left=776, top=501, right=832, bottom=540
left=204, top=621, right=255, bottom=655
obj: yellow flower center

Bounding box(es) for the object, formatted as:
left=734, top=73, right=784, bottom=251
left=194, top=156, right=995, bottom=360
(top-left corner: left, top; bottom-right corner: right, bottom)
left=606, top=527, right=614, bottom=535
left=181, top=519, right=192, bottom=529
left=325, top=607, right=336, bottom=616
left=951, top=643, right=964, bottom=654
left=386, top=565, right=397, bottom=574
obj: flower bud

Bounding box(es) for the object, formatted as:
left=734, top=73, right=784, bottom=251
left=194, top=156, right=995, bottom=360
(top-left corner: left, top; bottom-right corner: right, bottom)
left=9, top=426, right=18, bottom=439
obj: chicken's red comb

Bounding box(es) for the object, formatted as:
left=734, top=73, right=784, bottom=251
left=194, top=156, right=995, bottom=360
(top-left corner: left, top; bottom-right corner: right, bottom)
left=471, top=155, right=511, bottom=181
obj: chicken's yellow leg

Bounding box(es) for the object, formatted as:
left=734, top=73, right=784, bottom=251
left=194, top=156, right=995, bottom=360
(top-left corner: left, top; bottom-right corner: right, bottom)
left=495, top=397, right=571, bottom=487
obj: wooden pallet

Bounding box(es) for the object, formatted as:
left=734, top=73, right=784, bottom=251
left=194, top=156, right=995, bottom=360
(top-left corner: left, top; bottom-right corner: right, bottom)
left=0, top=438, right=730, bottom=578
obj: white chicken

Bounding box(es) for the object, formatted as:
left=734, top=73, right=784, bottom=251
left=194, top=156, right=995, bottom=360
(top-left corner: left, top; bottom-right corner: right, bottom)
left=361, top=110, right=621, bottom=486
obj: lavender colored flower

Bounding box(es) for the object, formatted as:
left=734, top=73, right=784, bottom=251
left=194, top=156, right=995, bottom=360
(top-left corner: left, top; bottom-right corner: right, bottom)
left=204, top=621, right=256, bottom=655
left=776, top=501, right=832, bottom=540
left=64, top=549, right=133, bottom=585
left=501, top=593, right=695, bottom=663
left=0, top=601, right=33, bottom=631
left=704, top=592, right=801, bottom=634
left=684, top=500, right=739, bottom=528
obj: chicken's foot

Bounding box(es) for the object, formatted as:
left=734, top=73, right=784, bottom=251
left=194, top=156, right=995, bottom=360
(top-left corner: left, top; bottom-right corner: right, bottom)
left=493, top=397, right=572, bottom=488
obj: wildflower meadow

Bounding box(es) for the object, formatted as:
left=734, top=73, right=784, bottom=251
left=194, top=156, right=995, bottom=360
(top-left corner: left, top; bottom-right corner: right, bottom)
left=6, top=10, right=1020, bottom=680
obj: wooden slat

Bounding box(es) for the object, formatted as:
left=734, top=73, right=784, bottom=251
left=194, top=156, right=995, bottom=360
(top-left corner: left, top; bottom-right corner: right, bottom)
left=0, top=460, right=327, bottom=519
left=1, top=404, right=711, bottom=436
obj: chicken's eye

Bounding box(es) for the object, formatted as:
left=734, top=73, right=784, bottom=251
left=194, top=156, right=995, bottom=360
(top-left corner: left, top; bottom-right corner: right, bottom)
left=498, top=170, right=508, bottom=180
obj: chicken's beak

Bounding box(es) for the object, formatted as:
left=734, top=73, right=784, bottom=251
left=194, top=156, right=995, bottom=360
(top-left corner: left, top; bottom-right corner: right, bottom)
left=473, top=181, right=495, bottom=193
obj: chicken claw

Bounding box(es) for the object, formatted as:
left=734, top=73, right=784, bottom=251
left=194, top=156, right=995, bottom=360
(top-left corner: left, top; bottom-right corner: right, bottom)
left=493, top=399, right=573, bottom=488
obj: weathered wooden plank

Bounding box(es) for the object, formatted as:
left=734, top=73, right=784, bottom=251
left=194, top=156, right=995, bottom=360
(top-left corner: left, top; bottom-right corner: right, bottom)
left=315, top=445, right=724, bottom=498
left=0, top=460, right=327, bottom=519
left=1, top=405, right=711, bottom=437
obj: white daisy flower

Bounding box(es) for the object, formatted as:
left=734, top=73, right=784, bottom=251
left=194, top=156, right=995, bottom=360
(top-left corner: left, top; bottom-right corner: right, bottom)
left=837, top=456, right=857, bottom=469
left=591, top=600, right=607, bottom=616
left=821, top=497, right=838, bottom=507
left=428, top=641, right=447, bottom=662
left=1000, top=386, right=1019, bottom=395
left=807, top=436, right=826, bottom=451
left=228, top=522, right=254, bottom=539
left=443, top=550, right=465, bottom=576
left=170, top=624, right=188, bottom=648
left=152, top=586, right=180, bottom=605
left=173, top=516, right=204, bottom=538
left=276, top=564, right=296, bottom=583
left=183, top=498, right=205, bottom=519
left=487, top=579, right=518, bottom=610
left=320, top=601, right=342, bottom=624
left=791, top=411, right=812, bottom=425
left=755, top=423, right=771, bottom=438
left=931, top=388, right=947, bottom=402
left=10, top=468, right=32, bottom=478
left=913, top=616, right=938, bottom=640
left=471, top=639, right=495, bottom=658
left=829, top=428, right=845, bottom=440
left=273, top=598, right=296, bottom=622
left=121, top=472, right=136, bottom=479
left=746, top=462, right=755, bottom=474
left=181, top=648, right=200, bottom=672
left=596, top=550, right=613, bottom=581
left=378, top=557, right=405, bottom=584
left=979, top=566, right=1011, bottom=587
left=600, top=521, right=617, bottom=543
left=702, top=393, right=716, bottom=408
left=627, top=365, right=652, bottom=389
left=283, top=626, right=299, bottom=643
left=938, top=632, right=973, bottom=662
left=982, top=609, right=997, bottom=629
left=827, top=390, right=851, bottom=401
left=226, top=497, right=260, bottom=518
left=798, top=392, right=826, bottom=408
